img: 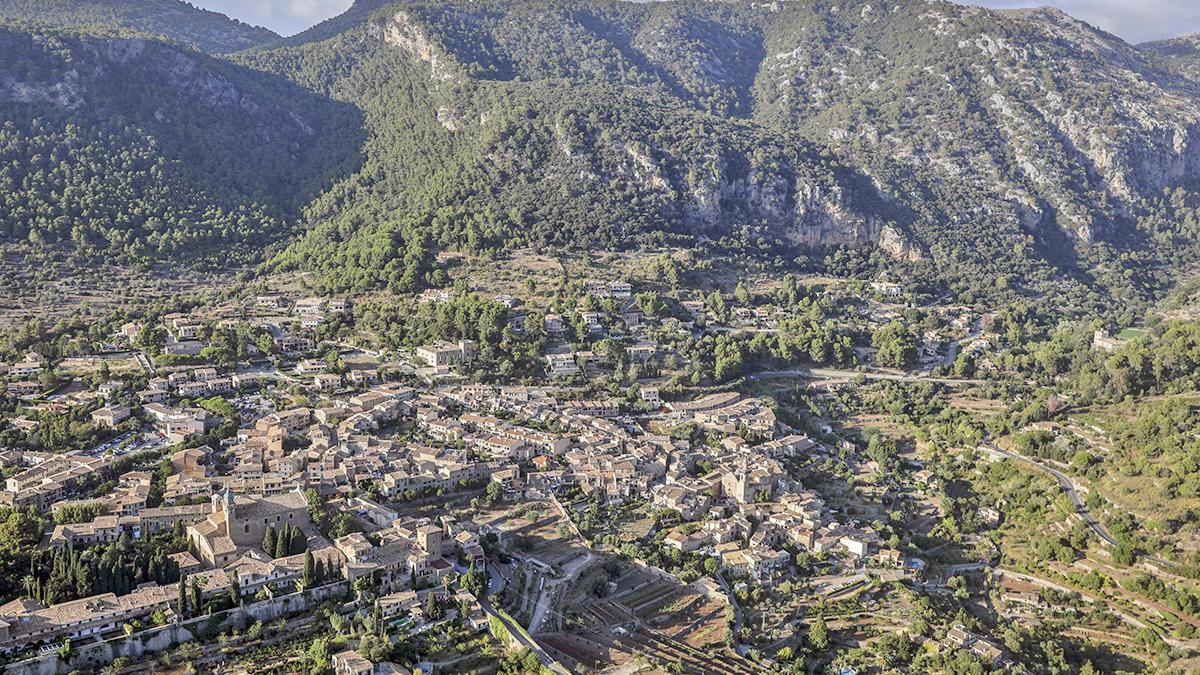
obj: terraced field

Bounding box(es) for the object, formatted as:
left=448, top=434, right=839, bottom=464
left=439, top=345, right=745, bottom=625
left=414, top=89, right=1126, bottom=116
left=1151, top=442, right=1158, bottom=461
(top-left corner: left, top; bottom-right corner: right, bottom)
left=540, top=564, right=744, bottom=673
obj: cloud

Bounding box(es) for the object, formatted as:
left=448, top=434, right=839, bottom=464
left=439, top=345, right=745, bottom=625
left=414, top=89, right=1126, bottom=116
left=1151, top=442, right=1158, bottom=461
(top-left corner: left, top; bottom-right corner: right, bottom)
left=196, top=0, right=352, bottom=37
left=194, top=0, right=1200, bottom=44
left=972, top=0, right=1200, bottom=43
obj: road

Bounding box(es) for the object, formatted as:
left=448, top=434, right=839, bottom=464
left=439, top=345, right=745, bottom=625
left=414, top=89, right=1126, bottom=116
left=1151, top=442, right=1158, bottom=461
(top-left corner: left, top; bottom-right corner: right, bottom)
left=983, top=442, right=1176, bottom=568
left=714, top=572, right=745, bottom=644
left=996, top=569, right=1155, bottom=631
left=746, top=366, right=984, bottom=386
left=939, top=329, right=982, bottom=369
left=983, top=442, right=1115, bottom=545
left=134, top=351, right=155, bottom=375
left=530, top=552, right=593, bottom=633
left=480, top=590, right=570, bottom=675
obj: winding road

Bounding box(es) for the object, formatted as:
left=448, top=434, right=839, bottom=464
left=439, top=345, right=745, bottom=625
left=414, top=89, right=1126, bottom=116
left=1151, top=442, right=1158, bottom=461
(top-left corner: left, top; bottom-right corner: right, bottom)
left=982, top=442, right=1176, bottom=568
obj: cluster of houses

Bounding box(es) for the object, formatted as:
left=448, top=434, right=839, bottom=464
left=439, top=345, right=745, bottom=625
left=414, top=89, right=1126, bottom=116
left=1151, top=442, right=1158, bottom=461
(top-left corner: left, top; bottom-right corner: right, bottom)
left=945, top=623, right=1006, bottom=668
left=0, top=452, right=112, bottom=510
left=137, top=367, right=253, bottom=405
left=650, top=433, right=893, bottom=580
left=2, top=472, right=496, bottom=654
left=114, top=293, right=349, bottom=361
left=0, top=280, right=993, bottom=666
left=0, top=351, right=47, bottom=398
left=665, top=392, right=778, bottom=436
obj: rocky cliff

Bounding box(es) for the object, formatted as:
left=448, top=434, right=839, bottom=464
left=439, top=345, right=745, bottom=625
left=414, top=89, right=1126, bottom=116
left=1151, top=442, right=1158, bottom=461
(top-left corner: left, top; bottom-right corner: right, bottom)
left=9, top=0, right=1200, bottom=297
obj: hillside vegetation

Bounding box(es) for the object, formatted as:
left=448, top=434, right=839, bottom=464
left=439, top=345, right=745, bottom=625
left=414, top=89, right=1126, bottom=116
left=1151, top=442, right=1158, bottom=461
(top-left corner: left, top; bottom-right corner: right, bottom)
left=0, top=0, right=279, bottom=52
left=0, top=24, right=362, bottom=264
left=6, top=0, right=1200, bottom=305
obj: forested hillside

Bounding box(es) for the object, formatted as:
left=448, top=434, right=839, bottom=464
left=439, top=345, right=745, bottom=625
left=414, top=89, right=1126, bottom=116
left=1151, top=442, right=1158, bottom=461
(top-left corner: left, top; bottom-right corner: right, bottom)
left=243, top=0, right=1200, bottom=300
left=0, top=0, right=279, bottom=53
left=0, top=24, right=361, bottom=263
left=7, top=0, right=1200, bottom=305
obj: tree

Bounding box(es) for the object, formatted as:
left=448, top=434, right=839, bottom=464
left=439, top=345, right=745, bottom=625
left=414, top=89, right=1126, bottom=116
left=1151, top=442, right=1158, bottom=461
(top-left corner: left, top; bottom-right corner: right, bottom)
left=714, top=335, right=745, bottom=383
left=275, top=524, right=290, bottom=558
left=463, top=563, right=486, bottom=598
left=178, top=574, right=188, bottom=617
left=371, top=600, right=384, bottom=637
left=1113, top=543, right=1137, bottom=566
left=948, top=574, right=968, bottom=600
left=307, top=636, right=331, bottom=675
left=303, top=550, right=315, bottom=587
left=291, top=526, right=307, bottom=555
left=808, top=616, right=830, bottom=652
left=190, top=576, right=203, bottom=615
left=872, top=321, right=917, bottom=367
left=734, top=281, right=751, bottom=305
left=875, top=631, right=914, bottom=667
left=484, top=481, right=503, bottom=505
left=707, top=291, right=728, bottom=322
left=262, top=526, right=277, bottom=557
left=359, top=633, right=390, bottom=663
left=425, top=591, right=444, bottom=620
left=103, top=657, right=131, bottom=675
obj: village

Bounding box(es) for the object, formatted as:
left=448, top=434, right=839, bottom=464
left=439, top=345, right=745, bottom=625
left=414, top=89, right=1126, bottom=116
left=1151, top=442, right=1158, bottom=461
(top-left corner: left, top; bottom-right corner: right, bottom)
left=0, top=274, right=1036, bottom=674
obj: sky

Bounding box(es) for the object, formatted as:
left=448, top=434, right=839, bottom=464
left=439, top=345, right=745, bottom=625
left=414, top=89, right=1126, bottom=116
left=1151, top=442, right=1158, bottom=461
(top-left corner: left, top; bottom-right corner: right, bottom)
left=197, top=0, right=352, bottom=37
left=194, top=0, right=1200, bottom=44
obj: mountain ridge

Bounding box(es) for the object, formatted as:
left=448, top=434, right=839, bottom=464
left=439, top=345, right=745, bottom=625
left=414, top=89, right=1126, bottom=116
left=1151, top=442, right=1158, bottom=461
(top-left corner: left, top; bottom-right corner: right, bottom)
left=250, top=0, right=1200, bottom=297
left=0, top=0, right=279, bottom=52
left=0, top=22, right=362, bottom=262
left=6, top=0, right=1200, bottom=305
left=1142, top=33, right=1200, bottom=82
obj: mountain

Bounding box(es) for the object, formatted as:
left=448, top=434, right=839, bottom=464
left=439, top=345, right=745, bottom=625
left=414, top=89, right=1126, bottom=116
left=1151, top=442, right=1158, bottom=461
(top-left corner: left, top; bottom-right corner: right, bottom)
left=1142, top=33, right=1200, bottom=82
left=243, top=0, right=1200, bottom=298
left=0, top=23, right=362, bottom=262
left=244, top=2, right=911, bottom=292
left=0, top=0, right=279, bottom=53
left=6, top=0, right=1200, bottom=304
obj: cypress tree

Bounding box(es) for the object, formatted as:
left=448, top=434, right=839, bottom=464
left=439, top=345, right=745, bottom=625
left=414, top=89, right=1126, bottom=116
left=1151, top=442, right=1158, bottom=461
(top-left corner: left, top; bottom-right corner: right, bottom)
left=291, top=527, right=306, bottom=555
left=178, top=574, right=188, bottom=617
left=275, top=524, right=289, bottom=558
left=303, top=550, right=315, bottom=587
left=262, top=526, right=277, bottom=556
left=425, top=591, right=442, bottom=620
left=190, top=576, right=203, bottom=615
